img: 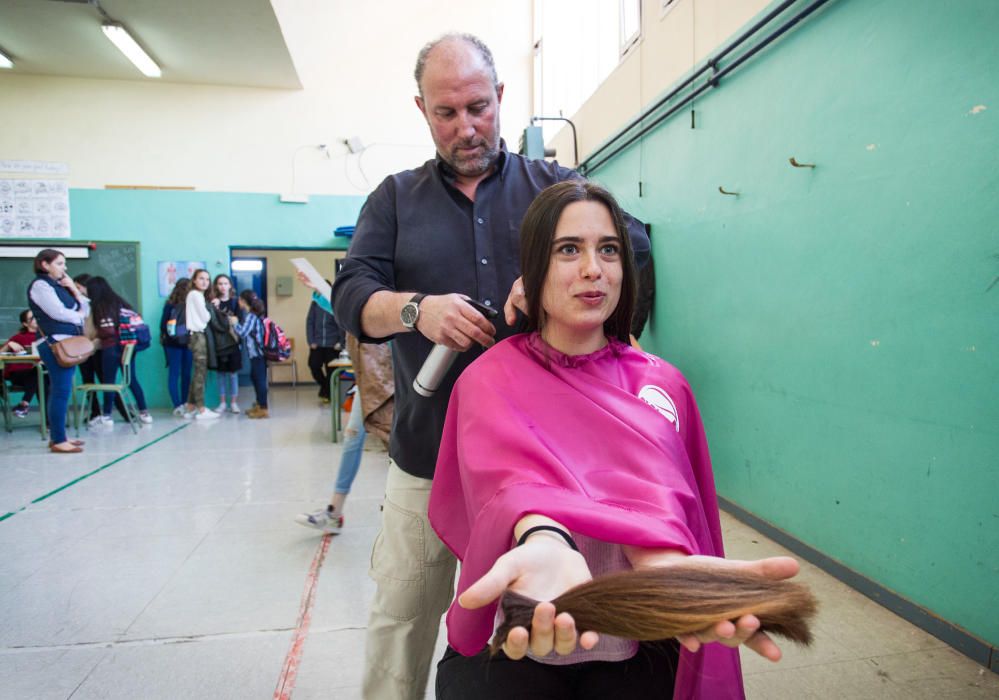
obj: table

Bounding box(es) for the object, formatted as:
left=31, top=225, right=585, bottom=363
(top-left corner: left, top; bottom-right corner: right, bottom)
left=327, top=358, right=353, bottom=443
left=0, top=353, right=47, bottom=439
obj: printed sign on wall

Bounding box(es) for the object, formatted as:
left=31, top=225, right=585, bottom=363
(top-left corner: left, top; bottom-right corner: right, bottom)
left=0, top=178, right=71, bottom=238
left=157, top=261, right=207, bottom=297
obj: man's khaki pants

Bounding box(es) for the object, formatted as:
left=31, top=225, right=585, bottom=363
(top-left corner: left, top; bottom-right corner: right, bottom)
left=363, top=460, right=456, bottom=699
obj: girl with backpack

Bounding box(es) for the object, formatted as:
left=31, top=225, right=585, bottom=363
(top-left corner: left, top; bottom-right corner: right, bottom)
left=211, top=274, right=243, bottom=413
left=231, top=290, right=269, bottom=419
left=161, top=278, right=193, bottom=416
left=85, top=276, right=153, bottom=426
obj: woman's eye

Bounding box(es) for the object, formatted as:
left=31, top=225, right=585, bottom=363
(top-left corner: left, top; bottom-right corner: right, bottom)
left=600, top=244, right=620, bottom=255
left=557, top=244, right=578, bottom=255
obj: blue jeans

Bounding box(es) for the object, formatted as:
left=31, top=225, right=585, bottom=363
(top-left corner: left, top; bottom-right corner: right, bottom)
left=165, top=345, right=192, bottom=408
left=37, top=341, right=74, bottom=444
left=335, top=389, right=366, bottom=495
left=100, top=345, right=147, bottom=415
left=218, top=371, right=239, bottom=401
left=249, top=356, right=268, bottom=408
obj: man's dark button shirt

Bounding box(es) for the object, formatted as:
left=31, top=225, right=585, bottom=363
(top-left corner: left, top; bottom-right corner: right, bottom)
left=333, top=146, right=649, bottom=480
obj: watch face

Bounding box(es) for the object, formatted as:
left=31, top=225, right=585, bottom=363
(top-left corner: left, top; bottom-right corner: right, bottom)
left=401, top=303, right=418, bottom=327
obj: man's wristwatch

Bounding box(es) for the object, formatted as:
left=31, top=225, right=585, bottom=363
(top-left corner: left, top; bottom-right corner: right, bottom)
left=400, top=293, right=426, bottom=330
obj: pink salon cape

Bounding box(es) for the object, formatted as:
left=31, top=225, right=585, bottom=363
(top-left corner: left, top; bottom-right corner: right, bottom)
left=429, top=332, right=745, bottom=699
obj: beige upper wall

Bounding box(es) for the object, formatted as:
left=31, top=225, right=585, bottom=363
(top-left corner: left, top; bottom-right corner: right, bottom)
left=0, top=0, right=532, bottom=195
left=547, top=0, right=771, bottom=163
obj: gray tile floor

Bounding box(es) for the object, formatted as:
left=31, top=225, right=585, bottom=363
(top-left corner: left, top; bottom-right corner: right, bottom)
left=1, top=386, right=996, bottom=699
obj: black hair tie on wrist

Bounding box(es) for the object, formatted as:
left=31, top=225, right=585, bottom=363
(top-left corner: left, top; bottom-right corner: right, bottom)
left=516, top=525, right=579, bottom=552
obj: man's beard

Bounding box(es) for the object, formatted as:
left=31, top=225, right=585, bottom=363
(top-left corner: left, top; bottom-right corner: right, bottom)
left=445, top=137, right=500, bottom=178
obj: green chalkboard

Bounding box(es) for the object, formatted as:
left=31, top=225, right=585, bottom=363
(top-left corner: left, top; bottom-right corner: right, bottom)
left=0, top=240, right=140, bottom=338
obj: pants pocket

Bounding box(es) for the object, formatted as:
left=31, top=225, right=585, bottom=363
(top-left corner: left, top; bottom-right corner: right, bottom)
left=370, top=499, right=425, bottom=621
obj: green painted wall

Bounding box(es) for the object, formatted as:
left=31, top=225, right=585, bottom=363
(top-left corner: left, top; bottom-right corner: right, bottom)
left=593, top=0, right=998, bottom=646
left=63, top=189, right=363, bottom=409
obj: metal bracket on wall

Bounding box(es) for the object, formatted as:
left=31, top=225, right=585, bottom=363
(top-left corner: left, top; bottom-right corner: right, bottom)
left=718, top=186, right=740, bottom=196
left=789, top=157, right=816, bottom=168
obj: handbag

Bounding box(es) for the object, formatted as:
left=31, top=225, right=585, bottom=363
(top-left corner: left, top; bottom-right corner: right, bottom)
left=49, top=335, right=96, bottom=367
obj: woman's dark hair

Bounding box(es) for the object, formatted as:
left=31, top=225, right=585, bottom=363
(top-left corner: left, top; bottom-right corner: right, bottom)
left=519, top=181, right=637, bottom=344
left=33, top=248, right=64, bottom=275
left=19, top=309, right=33, bottom=331
left=74, top=273, right=92, bottom=287
left=85, top=276, right=132, bottom=325
left=167, top=278, right=191, bottom=306
left=492, top=563, right=818, bottom=655
left=191, top=269, right=212, bottom=300
left=239, top=289, right=266, bottom=317
left=212, top=274, right=235, bottom=299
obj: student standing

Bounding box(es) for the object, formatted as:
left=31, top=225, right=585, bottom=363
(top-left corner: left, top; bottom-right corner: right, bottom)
left=183, top=269, right=218, bottom=420
left=305, top=280, right=344, bottom=403
left=211, top=274, right=243, bottom=413
left=27, top=248, right=90, bottom=454
left=161, top=278, right=193, bottom=415
left=86, top=276, right=153, bottom=426
left=231, top=290, right=268, bottom=419
left=1, top=309, right=42, bottom=418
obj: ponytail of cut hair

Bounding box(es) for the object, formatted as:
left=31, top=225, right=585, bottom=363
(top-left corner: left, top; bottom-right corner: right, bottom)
left=491, top=563, right=818, bottom=654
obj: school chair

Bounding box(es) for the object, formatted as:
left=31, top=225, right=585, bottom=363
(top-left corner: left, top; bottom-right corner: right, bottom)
left=73, top=343, right=141, bottom=435
left=327, top=356, right=353, bottom=443
left=1, top=356, right=48, bottom=439
left=267, top=337, right=298, bottom=387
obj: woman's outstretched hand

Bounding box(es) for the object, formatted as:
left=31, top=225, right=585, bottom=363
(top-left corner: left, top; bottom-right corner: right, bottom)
left=624, top=548, right=800, bottom=661
left=458, top=535, right=598, bottom=659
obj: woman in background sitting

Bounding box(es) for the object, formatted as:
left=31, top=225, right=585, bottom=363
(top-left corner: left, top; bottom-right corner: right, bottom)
left=1, top=309, right=42, bottom=418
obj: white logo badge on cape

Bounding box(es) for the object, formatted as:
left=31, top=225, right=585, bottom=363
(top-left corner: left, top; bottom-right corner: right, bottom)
left=638, top=385, right=680, bottom=432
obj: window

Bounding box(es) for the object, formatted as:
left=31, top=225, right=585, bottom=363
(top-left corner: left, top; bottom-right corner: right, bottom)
left=533, top=0, right=632, bottom=142
left=620, top=0, right=642, bottom=56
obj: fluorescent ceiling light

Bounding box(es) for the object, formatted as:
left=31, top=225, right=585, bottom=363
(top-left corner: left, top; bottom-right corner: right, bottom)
left=231, top=260, right=264, bottom=272
left=102, top=23, right=161, bottom=78
left=0, top=49, right=12, bottom=69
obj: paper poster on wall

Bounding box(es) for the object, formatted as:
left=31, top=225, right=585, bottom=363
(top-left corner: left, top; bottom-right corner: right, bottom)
left=0, top=178, right=71, bottom=238
left=157, top=260, right=206, bottom=297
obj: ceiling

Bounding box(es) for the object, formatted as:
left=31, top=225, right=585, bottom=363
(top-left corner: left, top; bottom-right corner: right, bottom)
left=0, top=0, right=301, bottom=88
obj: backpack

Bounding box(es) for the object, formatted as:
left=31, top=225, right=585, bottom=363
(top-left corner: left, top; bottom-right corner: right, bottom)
left=119, top=308, right=152, bottom=352
left=165, top=304, right=189, bottom=347
left=262, top=317, right=291, bottom=362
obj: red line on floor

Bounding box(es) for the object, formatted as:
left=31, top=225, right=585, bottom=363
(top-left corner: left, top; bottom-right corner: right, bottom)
left=274, top=533, right=332, bottom=700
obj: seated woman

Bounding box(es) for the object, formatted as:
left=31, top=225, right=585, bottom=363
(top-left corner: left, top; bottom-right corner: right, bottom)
left=1, top=309, right=42, bottom=418
left=429, top=181, right=799, bottom=699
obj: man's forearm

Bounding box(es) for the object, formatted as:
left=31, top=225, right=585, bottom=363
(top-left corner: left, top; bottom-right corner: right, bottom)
left=360, top=290, right=415, bottom=339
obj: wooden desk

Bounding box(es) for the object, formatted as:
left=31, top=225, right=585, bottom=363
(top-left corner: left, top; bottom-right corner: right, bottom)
left=327, top=358, right=353, bottom=443
left=0, top=354, right=47, bottom=439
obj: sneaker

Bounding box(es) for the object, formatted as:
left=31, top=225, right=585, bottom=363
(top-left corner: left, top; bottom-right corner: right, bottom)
left=229, top=402, right=241, bottom=414
left=13, top=405, right=29, bottom=418
left=172, top=406, right=186, bottom=417
left=294, top=507, right=343, bottom=534
left=247, top=407, right=269, bottom=419
left=195, top=408, right=220, bottom=421
left=89, top=415, right=113, bottom=428
left=215, top=402, right=227, bottom=413
left=138, top=412, right=154, bottom=424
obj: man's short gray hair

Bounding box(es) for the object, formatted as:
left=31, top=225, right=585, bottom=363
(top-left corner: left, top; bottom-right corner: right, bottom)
left=414, top=33, right=499, bottom=96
